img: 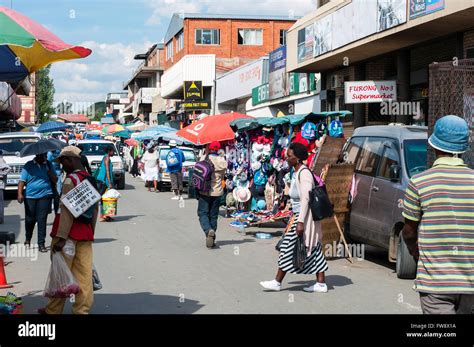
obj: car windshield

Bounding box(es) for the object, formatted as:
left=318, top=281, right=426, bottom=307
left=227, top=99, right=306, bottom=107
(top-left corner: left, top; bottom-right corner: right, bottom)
left=404, top=139, right=428, bottom=177
left=0, top=138, right=39, bottom=155
left=78, top=143, right=118, bottom=156
left=160, top=148, right=196, bottom=162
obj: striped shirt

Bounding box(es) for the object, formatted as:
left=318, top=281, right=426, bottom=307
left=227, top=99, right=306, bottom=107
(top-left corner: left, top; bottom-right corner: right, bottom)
left=402, top=157, right=474, bottom=294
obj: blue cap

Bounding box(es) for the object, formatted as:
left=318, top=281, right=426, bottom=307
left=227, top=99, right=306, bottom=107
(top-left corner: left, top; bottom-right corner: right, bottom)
left=428, top=115, right=469, bottom=154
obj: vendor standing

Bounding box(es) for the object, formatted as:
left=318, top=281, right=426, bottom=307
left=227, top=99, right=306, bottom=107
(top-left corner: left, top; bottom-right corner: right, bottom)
left=260, top=142, right=328, bottom=293
left=18, top=153, right=57, bottom=252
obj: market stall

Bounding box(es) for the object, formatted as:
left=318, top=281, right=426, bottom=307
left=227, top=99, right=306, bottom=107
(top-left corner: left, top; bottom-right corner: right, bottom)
left=225, top=111, right=352, bottom=230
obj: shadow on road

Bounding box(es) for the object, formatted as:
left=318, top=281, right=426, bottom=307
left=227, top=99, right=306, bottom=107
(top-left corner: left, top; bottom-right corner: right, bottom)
left=362, top=245, right=396, bottom=273
left=20, top=292, right=205, bottom=314
left=111, top=215, right=145, bottom=222
left=94, top=238, right=118, bottom=244
left=287, top=275, right=354, bottom=291
left=215, top=239, right=256, bottom=247
left=124, top=184, right=135, bottom=190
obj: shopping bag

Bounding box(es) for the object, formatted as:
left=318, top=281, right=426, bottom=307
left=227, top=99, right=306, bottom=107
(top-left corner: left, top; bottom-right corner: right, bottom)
left=292, top=235, right=307, bottom=270
left=43, top=253, right=80, bottom=298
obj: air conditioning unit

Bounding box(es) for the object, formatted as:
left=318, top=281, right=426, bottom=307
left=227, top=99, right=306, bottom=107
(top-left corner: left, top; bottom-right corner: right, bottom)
left=331, top=75, right=343, bottom=89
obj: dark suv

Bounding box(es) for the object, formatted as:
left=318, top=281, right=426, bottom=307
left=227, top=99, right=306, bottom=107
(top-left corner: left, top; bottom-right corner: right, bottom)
left=341, top=125, right=428, bottom=279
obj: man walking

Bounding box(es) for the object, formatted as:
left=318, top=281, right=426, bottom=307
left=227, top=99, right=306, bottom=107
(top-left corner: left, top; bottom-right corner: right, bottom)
left=197, top=141, right=226, bottom=248
left=166, top=140, right=185, bottom=200
left=42, top=146, right=98, bottom=314
left=18, top=153, right=57, bottom=253
left=402, top=115, right=473, bottom=314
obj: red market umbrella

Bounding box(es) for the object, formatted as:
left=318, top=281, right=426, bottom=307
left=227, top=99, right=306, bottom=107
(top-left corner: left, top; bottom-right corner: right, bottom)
left=176, top=112, right=253, bottom=145
left=124, top=138, right=138, bottom=146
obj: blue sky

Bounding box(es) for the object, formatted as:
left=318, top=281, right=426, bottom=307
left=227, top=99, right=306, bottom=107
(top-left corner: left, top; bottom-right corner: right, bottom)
left=2, top=0, right=316, bottom=104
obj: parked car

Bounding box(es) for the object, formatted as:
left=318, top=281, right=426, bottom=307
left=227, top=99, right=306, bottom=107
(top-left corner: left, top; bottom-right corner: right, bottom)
left=77, top=140, right=126, bottom=189
left=0, top=132, right=42, bottom=191
left=158, top=146, right=196, bottom=187
left=341, top=124, right=428, bottom=279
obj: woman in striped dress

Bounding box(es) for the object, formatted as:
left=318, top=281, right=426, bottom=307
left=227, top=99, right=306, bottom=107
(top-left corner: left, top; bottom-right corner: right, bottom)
left=260, top=142, right=328, bottom=293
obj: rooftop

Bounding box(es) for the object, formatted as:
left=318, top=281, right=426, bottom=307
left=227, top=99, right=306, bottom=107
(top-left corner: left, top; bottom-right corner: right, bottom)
left=165, top=13, right=300, bottom=43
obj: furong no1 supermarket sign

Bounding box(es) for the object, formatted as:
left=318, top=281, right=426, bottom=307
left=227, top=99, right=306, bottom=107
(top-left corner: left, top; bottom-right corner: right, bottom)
left=345, top=81, right=397, bottom=104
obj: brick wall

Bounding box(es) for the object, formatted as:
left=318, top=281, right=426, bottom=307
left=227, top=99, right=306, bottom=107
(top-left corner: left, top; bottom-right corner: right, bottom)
left=410, top=35, right=457, bottom=71
left=163, top=18, right=295, bottom=70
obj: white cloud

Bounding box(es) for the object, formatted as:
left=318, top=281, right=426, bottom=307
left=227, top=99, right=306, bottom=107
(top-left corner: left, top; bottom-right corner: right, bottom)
left=50, top=40, right=153, bottom=104
left=144, top=0, right=316, bottom=26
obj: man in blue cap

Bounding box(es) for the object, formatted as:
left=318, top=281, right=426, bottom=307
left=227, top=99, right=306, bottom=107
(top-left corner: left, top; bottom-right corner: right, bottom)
left=402, top=115, right=473, bottom=314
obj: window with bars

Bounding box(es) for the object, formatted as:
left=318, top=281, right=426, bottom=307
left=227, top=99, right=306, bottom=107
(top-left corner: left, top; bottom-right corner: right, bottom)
left=280, top=30, right=287, bottom=46
left=195, top=29, right=220, bottom=45
left=166, top=41, right=173, bottom=60
left=176, top=31, right=184, bottom=52
left=238, top=29, right=263, bottom=45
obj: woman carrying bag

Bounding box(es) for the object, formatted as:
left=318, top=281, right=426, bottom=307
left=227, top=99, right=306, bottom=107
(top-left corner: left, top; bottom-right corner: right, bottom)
left=95, top=146, right=114, bottom=222
left=260, top=142, right=328, bottom=293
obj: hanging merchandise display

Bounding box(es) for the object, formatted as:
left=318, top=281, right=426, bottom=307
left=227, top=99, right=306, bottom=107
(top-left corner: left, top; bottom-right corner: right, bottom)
left=329, top=119, right=344, bottom=138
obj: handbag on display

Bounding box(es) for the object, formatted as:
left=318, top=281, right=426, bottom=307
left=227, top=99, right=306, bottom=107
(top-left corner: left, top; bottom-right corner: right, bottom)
left=298, top=168, right=333, bottom=221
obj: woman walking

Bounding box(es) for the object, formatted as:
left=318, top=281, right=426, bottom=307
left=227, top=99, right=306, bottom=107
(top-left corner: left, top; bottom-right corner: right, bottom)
left=96, top=146, right=114, bottom=222
left=142, top=144, right=160, bottom=192
left=260, top=142, right=328, bottom=293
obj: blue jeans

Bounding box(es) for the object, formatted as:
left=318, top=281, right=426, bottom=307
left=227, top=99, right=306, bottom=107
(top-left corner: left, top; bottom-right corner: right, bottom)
left=197, top=194, right=221, bottom=235
left=24, top=197, right=52, bottom=246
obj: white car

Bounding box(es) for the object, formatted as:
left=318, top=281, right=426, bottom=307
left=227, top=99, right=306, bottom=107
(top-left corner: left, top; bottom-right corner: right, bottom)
left=0, top=132, right=42, bottom=191
left=76, top=140, right=126, bottom=189
left=158, top=145, right=196, bottom=186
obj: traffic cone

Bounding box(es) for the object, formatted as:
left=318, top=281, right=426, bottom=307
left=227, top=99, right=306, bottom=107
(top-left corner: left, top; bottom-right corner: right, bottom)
left=0, top=256, right=13, bottom=289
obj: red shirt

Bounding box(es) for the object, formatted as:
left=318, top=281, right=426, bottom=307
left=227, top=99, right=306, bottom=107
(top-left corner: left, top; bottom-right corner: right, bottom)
left=51, top=171, right=96, bottom=241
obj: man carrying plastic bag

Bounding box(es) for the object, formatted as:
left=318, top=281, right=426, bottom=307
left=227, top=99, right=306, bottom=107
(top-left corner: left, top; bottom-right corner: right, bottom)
left=40, top=146, right=99, bottom=314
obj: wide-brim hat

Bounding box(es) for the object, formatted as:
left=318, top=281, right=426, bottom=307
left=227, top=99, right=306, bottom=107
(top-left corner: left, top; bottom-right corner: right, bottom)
left=56, top=146, right=81, bottom=162
left=233, top=187, right=251, bottom=203
left=428, top=115, right=469, bottom=154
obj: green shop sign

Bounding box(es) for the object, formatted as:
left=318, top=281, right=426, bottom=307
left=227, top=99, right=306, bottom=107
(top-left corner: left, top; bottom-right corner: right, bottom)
left=252, top=84, right=269, bottom=106
left=289, top=73, right=319, bottom=96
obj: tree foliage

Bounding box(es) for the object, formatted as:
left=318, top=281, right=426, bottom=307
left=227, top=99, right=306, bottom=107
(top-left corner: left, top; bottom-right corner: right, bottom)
left=36, top=66, right=55, bottom=123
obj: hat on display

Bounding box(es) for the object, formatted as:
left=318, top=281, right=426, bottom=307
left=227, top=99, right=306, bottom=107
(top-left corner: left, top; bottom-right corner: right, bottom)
left=226, top=179, right=234, bottom=190
left=329, top=120, right=343, bottom=138
left=169, top=140, right=177, bottom=147
left=253, top=142, right=264, bottom=152
left=226, top=192, right=236, bottom=206
left=428, top=115, right=469, bottom=154
left=233, top=187, right=252, bottom=203
left=278, top=136, right=289, bottom=147
left=253, top=169, right=268, bottom=186
left=301, top=122, right=317, bottom=140
left=256, top=199, right=267, bottom=211
left=251, top=161, right=262, bottom=171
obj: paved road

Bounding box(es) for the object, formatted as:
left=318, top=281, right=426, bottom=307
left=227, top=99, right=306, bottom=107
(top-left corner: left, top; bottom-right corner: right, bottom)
left=1, top=174, right=422, bottom=314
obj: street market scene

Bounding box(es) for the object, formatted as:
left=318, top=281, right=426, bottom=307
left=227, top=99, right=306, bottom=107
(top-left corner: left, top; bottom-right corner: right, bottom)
left=0, top=0, right=473, bottom=327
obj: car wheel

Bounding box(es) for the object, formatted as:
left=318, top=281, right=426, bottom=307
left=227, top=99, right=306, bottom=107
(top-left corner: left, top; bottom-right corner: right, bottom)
left=396, top=232, right=417, bottom=279
left=117, top=176, right=125, bottom=190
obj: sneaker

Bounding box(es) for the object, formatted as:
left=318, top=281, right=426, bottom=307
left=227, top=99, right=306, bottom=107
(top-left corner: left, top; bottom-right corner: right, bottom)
left=39, top=245, right=48, bottom=253
left=303, top=282, right=328, bottom=293
left=259, top=280, right=281, bottom=291
left=171, top=196, right=180, bottom=200
left=206, top=230, right=215, bottom=248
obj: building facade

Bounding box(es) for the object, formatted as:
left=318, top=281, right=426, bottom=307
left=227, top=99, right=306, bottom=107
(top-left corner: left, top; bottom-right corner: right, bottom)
left=161, top=13, right=298, bottom=123
left=285, top=0, right=474, bottom=132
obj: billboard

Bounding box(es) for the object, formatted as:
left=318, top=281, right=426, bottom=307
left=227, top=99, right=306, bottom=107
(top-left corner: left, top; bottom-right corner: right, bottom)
left=183, top=81, right=203, bottom=101
left=313, top=14, right=333, bottom=58
left=269, top=46, right=287, bottom=100
left=409, top=0, right=444, bottom=19
left=377, top=0, right=407, bottom=32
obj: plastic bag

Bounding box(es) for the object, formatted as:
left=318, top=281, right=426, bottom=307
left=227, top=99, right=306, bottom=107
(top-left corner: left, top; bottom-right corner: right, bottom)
left=43, top=253, right=80, bottom=298
left=63, top=239, right=75, bottom=258
left=102, top=189, right=121, bottom=199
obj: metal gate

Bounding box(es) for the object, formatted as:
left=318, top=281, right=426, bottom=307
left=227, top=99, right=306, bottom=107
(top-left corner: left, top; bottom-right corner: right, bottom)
left=428, top=59, right=474, bottom=168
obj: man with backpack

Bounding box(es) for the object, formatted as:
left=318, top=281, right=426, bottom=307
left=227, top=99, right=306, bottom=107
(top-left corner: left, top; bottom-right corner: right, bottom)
left=194, top=141, right=227, bottom=248
left=166, top=140, right=186, bottom=200
left=42, top=146, right=99, bottom=314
